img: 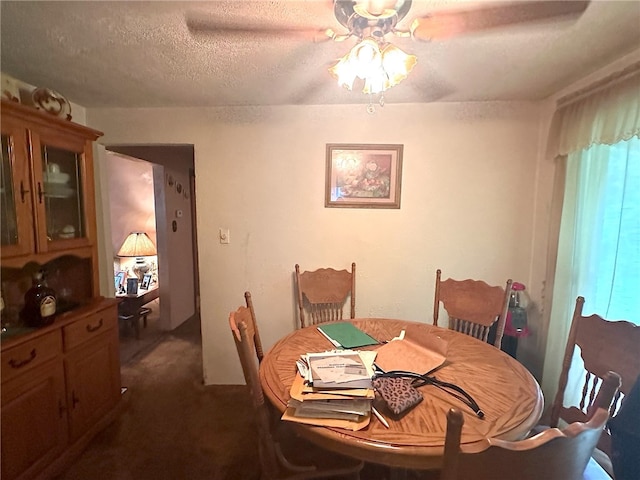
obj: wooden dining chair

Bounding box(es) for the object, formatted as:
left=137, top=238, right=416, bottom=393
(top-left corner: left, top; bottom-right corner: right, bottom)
left=295, top=263, right=356, bottom=328
left=440, top=371, right=622, bottom=480
left=548, top=296, right=640, bottom=473
left=433, top=269, right=512, bottom=348
left=239, top=290, right=264, bottom=362
left=229, top=312, right=364, bottom=480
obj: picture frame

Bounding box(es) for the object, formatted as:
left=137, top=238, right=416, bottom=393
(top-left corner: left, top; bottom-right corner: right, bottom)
left=140, top=274, right=152, bottom=290
left=126, top=277, right=139, bottom=295
left=325, top=143, right=403, bottom=209
left=114, top=271, right=126, bottom=293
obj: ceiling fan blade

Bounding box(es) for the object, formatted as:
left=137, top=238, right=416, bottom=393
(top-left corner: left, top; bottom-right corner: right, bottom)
left=186, top=14, right=335, bottom=43
left=411, top=0, right=590, bottom=41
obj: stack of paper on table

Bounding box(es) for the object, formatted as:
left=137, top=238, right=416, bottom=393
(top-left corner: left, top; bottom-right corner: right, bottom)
left=282, top=350, right=376, bottom=431
left=287, top=398, right=371, bottom=421
left=306, top=350, right=375, bottom=389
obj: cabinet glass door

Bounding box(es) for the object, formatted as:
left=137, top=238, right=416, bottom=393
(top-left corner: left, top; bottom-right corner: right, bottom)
left=1, top=134, right=18, bottom=247
left=40, top=145, right=85, bottom=245
left=0, top=122, right=33, bottom=259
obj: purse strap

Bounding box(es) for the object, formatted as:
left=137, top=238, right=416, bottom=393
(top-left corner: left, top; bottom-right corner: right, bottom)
left=373, top=368, right=485, bottom=418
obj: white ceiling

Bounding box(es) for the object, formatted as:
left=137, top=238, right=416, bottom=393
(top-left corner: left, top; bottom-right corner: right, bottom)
left=1, top=1, right=639, bottom=108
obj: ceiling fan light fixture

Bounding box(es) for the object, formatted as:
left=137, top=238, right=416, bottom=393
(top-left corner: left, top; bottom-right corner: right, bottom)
left=353, top=4, right=396, bottom=20
left=381, top=43, right=417, bottom=87
left=329, top=36, right=415, bottom=95
left=329, top=56, right=358, bottom=90
left=329, top=37, right=382, bottom=90
left=351, top=37, right=383, bottom=78
left=362, top=74, right=388, bottom=95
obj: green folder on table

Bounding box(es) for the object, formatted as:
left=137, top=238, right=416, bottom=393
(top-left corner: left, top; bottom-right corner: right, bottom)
left=317, top=322, right=379, bottom=349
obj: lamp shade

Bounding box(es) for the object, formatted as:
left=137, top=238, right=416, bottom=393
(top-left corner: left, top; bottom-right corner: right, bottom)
left=117, top=232, right=157, bottom=257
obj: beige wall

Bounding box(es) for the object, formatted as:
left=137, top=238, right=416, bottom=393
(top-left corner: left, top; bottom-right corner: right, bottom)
left=88, top=102, right=544, bottom=384
left=155, top=164, right=196, bottom=330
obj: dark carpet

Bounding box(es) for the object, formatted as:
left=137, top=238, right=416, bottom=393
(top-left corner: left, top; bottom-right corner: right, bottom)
left=56, top=315, right=260, bottom=480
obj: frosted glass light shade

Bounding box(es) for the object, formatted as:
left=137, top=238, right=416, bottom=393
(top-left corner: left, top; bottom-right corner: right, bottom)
left=381, top=44, right=417, bottom=87
left=329, top=37, right=417, bottom=95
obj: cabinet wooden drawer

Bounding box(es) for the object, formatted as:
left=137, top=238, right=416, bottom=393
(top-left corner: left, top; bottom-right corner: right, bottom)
left=63, top=307, right=116, bottom=351
left=1, top=331, right=62, bottom=384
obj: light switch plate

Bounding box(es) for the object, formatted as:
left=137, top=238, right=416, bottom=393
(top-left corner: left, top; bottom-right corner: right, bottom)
left=219, top=228, right=230, bottom=244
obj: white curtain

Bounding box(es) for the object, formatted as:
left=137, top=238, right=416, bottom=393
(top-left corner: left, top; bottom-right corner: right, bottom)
left=541, top=64, right=640, bottom=403
left=546, top=62, right=640, bottom=157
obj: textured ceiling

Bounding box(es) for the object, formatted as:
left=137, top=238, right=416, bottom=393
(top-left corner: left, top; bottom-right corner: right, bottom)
left=1, top=1, right=639, bottom=108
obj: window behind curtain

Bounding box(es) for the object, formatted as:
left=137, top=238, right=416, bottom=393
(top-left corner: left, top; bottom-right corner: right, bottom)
left=548, top=135, right=640, bottom=414
left=573, top=136, right=640, bottom=323
left=541, top=66, right=639, bottom=406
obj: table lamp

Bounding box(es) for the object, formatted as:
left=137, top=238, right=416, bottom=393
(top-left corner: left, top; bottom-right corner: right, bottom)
left=117, top=232, right=157, bottom=281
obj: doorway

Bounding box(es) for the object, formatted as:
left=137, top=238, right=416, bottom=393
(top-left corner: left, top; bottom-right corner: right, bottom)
left=105, top=145, right=199, bottom=363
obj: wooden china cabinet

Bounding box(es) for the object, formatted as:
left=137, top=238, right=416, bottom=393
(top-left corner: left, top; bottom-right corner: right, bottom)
left=1, top=99, right=122, bottom=480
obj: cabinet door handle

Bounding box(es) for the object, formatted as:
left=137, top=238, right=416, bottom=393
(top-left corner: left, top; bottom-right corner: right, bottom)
left=58, top=400, right=67, bottom=418
left=8, top=348, right=37, bottom=368
left=86, top=318, right=104, bottom=332
left=72, top=391, right=80, bottom=408
left=37, top=182, right=44, bottom=203
left=19, top=180, right=30, bottom=203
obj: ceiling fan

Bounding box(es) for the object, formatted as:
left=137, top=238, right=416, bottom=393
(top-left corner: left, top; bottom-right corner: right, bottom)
left=187, top=1, right=589, bottom=43
left=331, top=0, right=590, bottom=42
left=186, top=0, right=590, bottom=108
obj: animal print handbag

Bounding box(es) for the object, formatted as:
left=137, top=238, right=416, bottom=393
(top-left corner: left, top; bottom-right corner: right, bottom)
left=372, top=376, right=423, bottom=417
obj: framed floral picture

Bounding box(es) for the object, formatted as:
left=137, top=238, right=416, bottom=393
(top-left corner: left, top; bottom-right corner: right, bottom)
left=325, top=144, right=403, bottom=209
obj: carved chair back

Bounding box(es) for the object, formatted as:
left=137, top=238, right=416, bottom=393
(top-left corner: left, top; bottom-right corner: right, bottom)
left=441, top=371, right=621, bottom=480
left=550, top=296, right=640, bottom=456
left=433, top=269, right=512, bottom=348
left=295, top=263, right=356, bottom=328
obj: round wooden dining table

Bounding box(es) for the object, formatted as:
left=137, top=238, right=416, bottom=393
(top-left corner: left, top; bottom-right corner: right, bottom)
left=259, top=318, right=544, bottom=470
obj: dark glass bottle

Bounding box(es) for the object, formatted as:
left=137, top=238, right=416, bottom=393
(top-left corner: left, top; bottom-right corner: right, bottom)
left=22, top=270, right=57, bottom=327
